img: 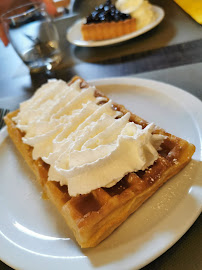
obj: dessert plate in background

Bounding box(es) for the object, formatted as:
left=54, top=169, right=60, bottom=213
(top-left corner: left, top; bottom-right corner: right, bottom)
left=67, top=5, right=164, bottom=47
left=0, top=77, right=202, bottom=270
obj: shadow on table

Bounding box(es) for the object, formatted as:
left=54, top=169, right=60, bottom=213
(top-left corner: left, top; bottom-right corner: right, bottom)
left=0, top=261, right=13, bottom=270
left=28, top=68, right=77, bottom=90
left=72, top=19, right=176, bottom=64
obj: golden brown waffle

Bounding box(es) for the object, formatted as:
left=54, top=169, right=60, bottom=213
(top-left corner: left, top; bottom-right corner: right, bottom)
left=81, top=18, right=136, bottom=41
left=4, top=76, right=195, bottom=248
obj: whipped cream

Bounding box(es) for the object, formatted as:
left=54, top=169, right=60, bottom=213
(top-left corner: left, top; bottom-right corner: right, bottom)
left=116, top=0, right=156, bottom=30
left=116, top=0, right=143, bottom=13
left=14, top=79, right=164, bottom=197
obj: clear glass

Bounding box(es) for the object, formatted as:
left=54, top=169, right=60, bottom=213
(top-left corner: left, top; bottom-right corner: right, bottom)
left=1, top=2, right=62, bottom=73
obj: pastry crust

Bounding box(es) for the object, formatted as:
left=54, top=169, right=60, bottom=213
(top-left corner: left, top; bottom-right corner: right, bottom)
left=4, top=76, right=195, bottom=248
left=81, top=18, right=136, bottom=41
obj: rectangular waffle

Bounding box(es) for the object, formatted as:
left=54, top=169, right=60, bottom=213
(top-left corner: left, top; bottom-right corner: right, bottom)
left=4, top=76, right=195, bottom=248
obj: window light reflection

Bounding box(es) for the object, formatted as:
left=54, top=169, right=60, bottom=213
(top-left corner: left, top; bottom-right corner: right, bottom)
left=0, top=230, right=86, bottom=260
left=13, top=221, right=70, bottom=241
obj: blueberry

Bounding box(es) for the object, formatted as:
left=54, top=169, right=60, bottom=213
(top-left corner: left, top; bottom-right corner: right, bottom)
left=86, top=0, right=131, bottom=24
left=99, top=11, right=105, bottom=19
left=86, top=15, right=93, bottom=23
left=99, top=15, right=105, bottom=21
left=104, top=5, right=110, bottom=11
left=91, top=11, right=99, bottom=20
left=114, top=15, right=119, bottom=21
left=105, top=0, right=111, bottom=5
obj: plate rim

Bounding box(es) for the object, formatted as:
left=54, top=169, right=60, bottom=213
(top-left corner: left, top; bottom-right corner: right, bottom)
left=66, top=5, right=165, bottom=47
left=90, top=77, right=202, bottom=121
left=0, top=77, right=202, bottom=270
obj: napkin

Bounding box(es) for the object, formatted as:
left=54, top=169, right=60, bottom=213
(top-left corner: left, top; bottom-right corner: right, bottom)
left=174, top=0, right=202, bottom=24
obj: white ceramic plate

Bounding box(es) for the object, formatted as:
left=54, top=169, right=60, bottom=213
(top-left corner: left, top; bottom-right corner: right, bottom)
left=0, top=77, right=202, bottom=270
left=67, top=5, right=165, bottom=47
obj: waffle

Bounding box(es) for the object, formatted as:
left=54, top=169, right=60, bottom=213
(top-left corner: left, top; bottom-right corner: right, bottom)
left=81, top=18, right=136, bottom=41
left=4, top=76, right=195, bottom=248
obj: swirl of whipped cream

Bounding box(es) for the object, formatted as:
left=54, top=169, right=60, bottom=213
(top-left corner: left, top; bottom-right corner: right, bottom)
left=116, top=0, right=156, bottom=30
left=13, top=79, right=164, bottom=197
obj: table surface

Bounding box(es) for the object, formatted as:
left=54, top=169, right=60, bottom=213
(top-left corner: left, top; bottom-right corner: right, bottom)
left=0, top=0, right=201, bottom=269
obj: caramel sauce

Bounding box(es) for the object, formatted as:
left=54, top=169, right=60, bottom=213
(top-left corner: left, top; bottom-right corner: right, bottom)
left=104, top=176, right=130, bottom=196
left=72, top=193, right=101, bottom=215
left=158, top=138, right=176, bottom=157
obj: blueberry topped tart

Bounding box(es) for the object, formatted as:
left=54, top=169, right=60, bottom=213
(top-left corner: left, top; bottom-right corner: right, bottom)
left=81, top=0, right=136, bottom=41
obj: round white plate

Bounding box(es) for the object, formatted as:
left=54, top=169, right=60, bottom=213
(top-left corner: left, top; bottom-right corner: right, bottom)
left=67, top=5, right=165, bottom=47
left=0, top=77, right=202, bottom=270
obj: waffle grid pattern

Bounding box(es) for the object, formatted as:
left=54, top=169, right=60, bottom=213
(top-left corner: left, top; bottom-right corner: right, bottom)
left=4, top=77, right=195, bottom=247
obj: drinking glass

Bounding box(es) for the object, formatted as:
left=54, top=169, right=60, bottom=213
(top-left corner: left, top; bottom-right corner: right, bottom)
left=1, top=2, right=62, bottom=73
